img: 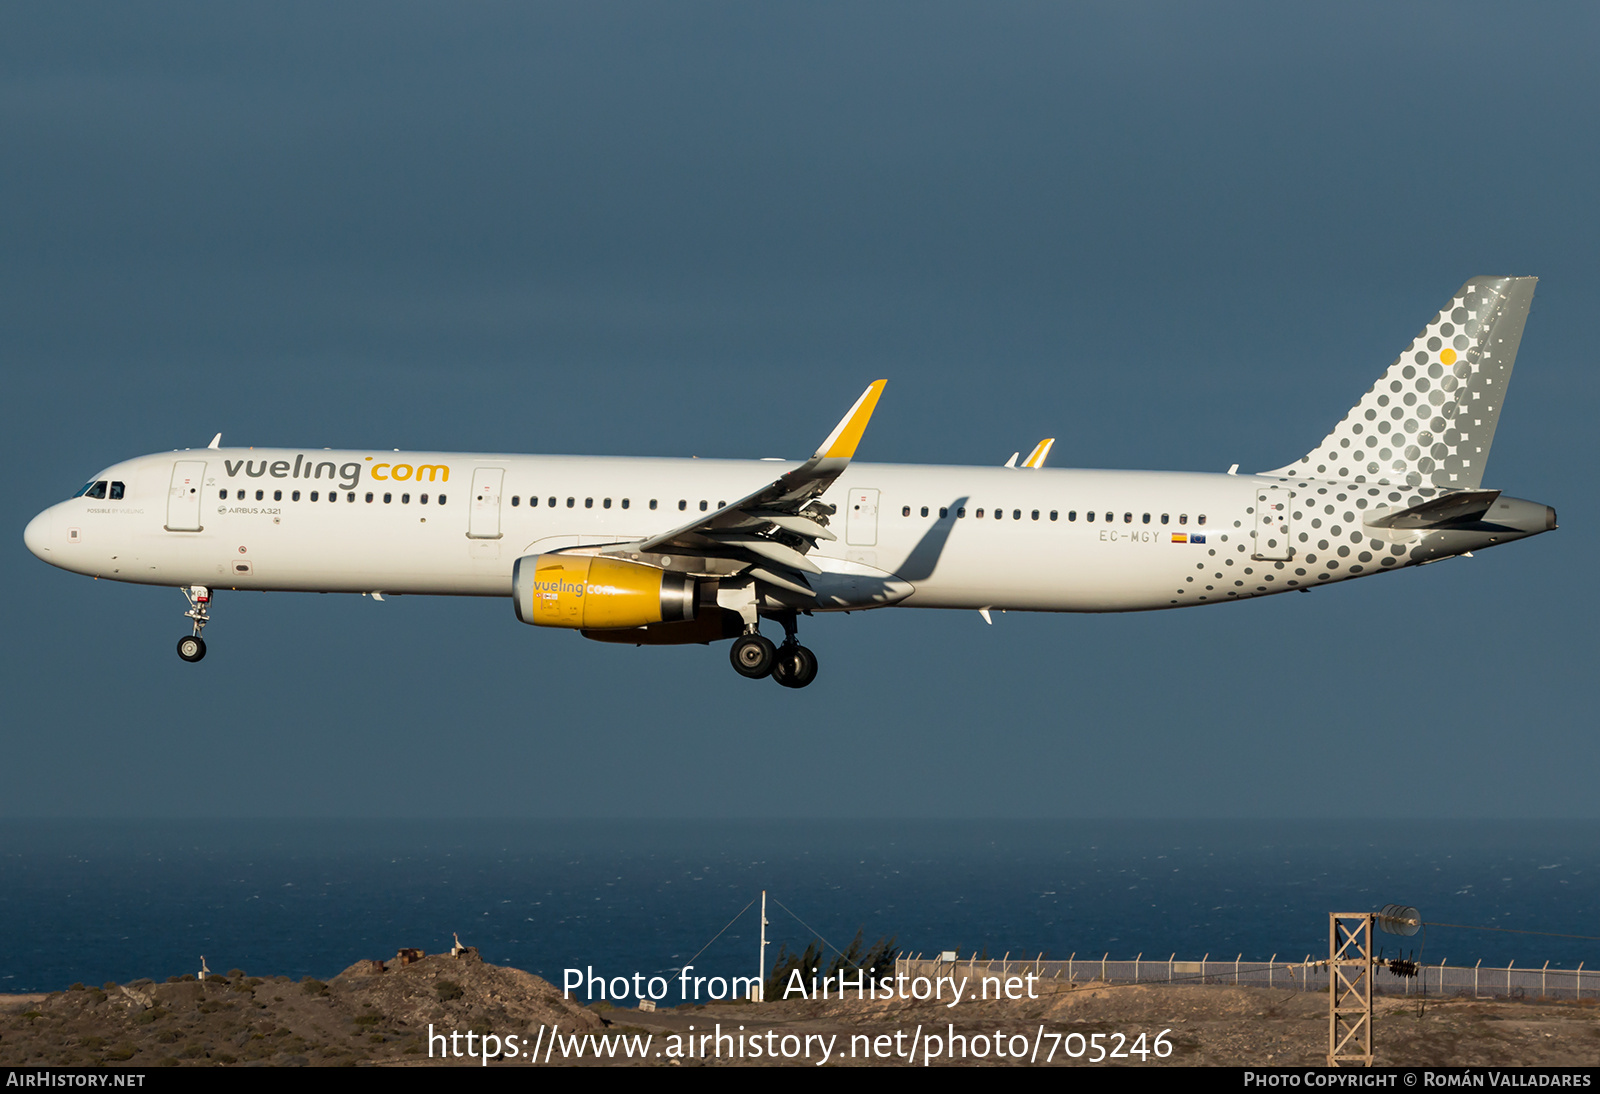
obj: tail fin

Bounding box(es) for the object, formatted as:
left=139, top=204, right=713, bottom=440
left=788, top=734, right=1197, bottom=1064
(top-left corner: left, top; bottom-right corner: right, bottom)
left=1264, top=277, right=1536, bottom=489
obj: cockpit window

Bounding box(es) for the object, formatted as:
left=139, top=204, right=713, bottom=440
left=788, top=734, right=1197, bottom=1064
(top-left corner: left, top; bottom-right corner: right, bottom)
left=109, top=481, right=125, bottom=500
left=82, top=481, right=108, bottom=499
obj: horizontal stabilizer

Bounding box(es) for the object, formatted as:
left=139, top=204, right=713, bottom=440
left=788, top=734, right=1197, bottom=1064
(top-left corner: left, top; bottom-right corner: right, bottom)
left=1366, top=489, right=1501, bottom=529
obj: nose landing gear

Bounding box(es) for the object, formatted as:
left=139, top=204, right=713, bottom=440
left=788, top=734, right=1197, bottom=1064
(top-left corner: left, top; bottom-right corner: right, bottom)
left=729, top=612, right=818, bottom=688
left=177, top=586, right=211, bottom=663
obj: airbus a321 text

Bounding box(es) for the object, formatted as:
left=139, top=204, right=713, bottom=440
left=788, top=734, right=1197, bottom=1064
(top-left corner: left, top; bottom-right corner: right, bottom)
left=25, top=278, right=1556, bottom=688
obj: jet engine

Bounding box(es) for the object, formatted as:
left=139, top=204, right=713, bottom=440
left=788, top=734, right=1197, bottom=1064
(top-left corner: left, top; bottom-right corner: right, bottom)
left=512, top=554, right=697, bottom=630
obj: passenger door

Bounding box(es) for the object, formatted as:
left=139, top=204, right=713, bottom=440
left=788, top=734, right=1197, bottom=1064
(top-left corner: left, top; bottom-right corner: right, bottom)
left=164, top=461, right=206, bottom=532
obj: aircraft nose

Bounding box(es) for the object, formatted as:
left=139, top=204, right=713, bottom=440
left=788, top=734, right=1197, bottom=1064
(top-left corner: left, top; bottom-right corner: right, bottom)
left=23, top=509, right=52, bottom=560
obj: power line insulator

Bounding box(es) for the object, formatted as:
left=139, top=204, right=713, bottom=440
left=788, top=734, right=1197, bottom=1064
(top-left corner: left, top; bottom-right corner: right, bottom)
left=1377, top=904, right=1421, bottom=936
left=1387, top=958, right=1419, bottom=978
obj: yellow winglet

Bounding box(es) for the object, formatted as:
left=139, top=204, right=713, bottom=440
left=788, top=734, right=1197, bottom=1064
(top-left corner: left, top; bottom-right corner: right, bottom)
left=814, top=380, right=888, bottom=460
left=1021, top=438, right=1055, bottom=469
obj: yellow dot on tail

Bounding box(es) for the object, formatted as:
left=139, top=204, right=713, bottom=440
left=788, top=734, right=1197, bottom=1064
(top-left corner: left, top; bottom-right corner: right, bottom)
left=1441, top=348, right=1457, bottom=365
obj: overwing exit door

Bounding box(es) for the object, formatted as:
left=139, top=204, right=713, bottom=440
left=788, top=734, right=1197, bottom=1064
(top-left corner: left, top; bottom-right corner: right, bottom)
left=468, top=467, right=505, bottom=539
left=845, top=488, right=879, bottom=546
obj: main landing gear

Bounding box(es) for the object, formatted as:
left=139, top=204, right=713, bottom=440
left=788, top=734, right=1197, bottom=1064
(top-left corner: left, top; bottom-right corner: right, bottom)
left=177, top=585, right=211, bottom=663
left=728, top=614, right=818, bottom=689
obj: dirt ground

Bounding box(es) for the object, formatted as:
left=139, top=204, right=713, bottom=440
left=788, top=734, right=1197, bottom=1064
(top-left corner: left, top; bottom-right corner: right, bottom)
left=2, top=954, right=1596, bottom=1067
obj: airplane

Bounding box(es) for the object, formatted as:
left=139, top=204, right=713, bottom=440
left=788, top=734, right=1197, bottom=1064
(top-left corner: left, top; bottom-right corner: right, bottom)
left=24, top=277, right=1556, bottom=689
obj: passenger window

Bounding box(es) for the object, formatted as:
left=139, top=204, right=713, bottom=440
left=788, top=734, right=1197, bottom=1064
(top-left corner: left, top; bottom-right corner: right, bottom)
left=976, top=508, right=985, bottom=518
left=994, top=509, right=1002, bottom=520
left=547, top=497, right=556, bottom=508
left=273, top=490, right=282, bottom=501
left=902, top=506, right=911, bottom=517
left=939, top=507, right=948, bottom=518
left=219, top=489, right=228, bottom=500
left=529, top=496, right=538, bottom=507
left=585, top=498, right=594, bottom=509
left=921, top=506, right=929, bottom=517
left=1104, top=512, right=1112, bottom=522
left=603, top=498, right=611, bottom=509
left=1198, top=514, right=1206, bottom=525
left=957, top=507, right=966, bottom=518
left=438, top=494, right=446, bottom=504
left=110, top=482, right=125, bottom=500
left=699, top=500, right=708, bottom=511
left=346, top=492, right=355, bottom=502
left=365, top=492, right=374, bottom=503
left=1032, top=510, right=1040, bottom=520
left=1160, top=514, right=1169, bottom=524
left=511, top=496, right=520, bottom=507
left=1050, top=510, right=1058, bottom=521
left=649, top=500, right=658, bottom=510
left=422, top=494, right=431, bottom=504
left=1179, top=514, right=1187, bottom=525
left=717, top=500, right=725, bottom=508
left=568, top=497, right=576, bottom=508
left=1123, top=512, right=1132, bottom=523
left=621, top=499, right=630, bottom=509
left=256, top=490, right=264, bottom=501
left=401, top=493, right=410, bottom=504
left=1012, top=509, right=1021, bottom=520
left=311, top=491, right=320, bottom=501
left=1068, top=511, right=1076, bottom=521
left=238, top=490, right=246, bottom=500
left=679, top=500, right=687, bottom=511
left=1142, top=513, right=1150, bottom=524
left=292, top=490, right=301, bottom=502
left=383, top=493, right=391, bottom=503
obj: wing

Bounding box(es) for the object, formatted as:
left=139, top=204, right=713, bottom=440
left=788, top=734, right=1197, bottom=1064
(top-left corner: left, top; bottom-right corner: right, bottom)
left=608, top=381, right=887, bottom=598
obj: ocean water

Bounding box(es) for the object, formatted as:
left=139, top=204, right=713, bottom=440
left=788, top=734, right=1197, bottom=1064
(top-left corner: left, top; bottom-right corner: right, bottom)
left=0, top=820, right=1594, bottom=998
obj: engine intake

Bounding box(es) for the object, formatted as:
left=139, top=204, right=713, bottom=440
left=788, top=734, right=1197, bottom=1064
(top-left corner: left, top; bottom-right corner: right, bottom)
left=513, top=554, right=697, bottom=630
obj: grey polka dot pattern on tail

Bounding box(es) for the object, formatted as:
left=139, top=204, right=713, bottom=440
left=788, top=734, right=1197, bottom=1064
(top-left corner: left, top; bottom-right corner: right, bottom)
left=1264, top=278, right=1535, bottom=491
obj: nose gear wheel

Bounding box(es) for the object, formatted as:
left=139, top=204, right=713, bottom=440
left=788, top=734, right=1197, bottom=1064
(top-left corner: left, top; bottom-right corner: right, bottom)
left=177, top=585, right=212, bottom=663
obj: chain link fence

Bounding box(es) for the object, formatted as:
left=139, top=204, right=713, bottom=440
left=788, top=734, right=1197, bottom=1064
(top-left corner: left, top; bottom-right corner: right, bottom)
left=895, top=953, right=1596, bottom=1001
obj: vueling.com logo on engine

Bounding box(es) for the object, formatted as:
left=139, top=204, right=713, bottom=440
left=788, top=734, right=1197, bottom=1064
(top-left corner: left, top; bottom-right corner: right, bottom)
left=531, top=578, right=585, bottom=595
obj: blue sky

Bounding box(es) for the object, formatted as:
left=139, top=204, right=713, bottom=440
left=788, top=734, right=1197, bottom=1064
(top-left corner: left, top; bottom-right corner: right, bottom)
left=3, top=2, right=1595, bottom=817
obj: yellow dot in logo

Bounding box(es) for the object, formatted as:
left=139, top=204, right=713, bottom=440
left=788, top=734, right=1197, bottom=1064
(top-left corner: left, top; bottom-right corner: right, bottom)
left=1441, top=348, right=1457, bottom=365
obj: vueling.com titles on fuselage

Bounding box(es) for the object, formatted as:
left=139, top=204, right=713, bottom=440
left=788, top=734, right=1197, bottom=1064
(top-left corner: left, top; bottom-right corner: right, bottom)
left=220, top=456, right=451, bottom=492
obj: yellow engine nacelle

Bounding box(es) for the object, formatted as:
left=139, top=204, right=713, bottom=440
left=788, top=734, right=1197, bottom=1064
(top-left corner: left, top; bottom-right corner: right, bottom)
left=512, top=554, right=698, bottom=630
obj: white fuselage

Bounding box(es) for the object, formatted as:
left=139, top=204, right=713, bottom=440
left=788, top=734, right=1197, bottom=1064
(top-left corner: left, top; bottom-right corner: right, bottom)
left=26, top=446, right=1536, bottom=615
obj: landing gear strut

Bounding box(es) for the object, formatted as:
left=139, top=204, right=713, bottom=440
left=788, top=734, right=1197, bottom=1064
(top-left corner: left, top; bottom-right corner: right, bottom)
left=177, top=586, right=211, bottom=663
